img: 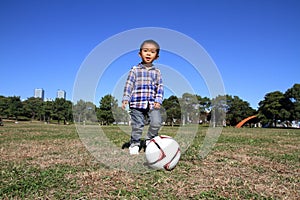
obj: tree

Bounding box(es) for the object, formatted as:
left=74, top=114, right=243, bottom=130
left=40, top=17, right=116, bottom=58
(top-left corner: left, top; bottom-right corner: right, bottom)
left=0, top=96, right=9, bottom=118
left=162, top=95, right=181, bottom=126
left=42, top=101, right=53, bottom=123
left=258, top=91, right=291, bottom=127
left=97, top=94, right=118, bottom=125
left=285, top=83, right=300, bottom=121
left=179, top=93, right=199, bottom=124
left=210, top=95, right=227, bottom=126
left=196, top=95, right=211, bottom=124
left=112, top=106, right=130, bottom=125
left=63, top=100, right=73, bottom=124
left=7, top=96, right=23, bottom=121
left=73, top=100, right=86, bottom=123
left=226, top=95, right=256, bottom=126
left=73, top=100, right=97, bottom=123
left=52, top=98, right=73, bottom=124
left=23, top=97, right=44, bottom=121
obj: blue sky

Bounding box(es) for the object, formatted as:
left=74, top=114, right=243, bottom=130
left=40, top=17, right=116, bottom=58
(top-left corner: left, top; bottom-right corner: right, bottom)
left=0, top=0, right=299, bottom=109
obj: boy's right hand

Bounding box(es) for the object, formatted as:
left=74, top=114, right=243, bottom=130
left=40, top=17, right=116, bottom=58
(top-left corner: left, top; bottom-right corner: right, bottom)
left=122, top=101, right=128, bottom=110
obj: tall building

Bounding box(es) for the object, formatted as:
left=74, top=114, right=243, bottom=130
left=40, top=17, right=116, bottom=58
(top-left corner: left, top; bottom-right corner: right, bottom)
left=56, top=89, right=66, bottom=99
left=34, top=88, right=44, bottom=100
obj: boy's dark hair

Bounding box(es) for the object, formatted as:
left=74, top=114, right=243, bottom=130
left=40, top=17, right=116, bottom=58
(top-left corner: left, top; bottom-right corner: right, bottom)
left=140, top=39, right=160, bottom=54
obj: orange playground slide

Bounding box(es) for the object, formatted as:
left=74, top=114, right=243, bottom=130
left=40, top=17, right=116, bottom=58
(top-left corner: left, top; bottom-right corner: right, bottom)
left=235, top=115, right=257, bottom=128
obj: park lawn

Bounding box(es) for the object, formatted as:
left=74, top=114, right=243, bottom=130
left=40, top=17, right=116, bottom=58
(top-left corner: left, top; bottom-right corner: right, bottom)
left=0, top=122, right=299, bottom=199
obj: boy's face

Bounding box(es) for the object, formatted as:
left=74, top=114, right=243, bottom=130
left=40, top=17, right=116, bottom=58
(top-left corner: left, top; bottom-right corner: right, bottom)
left=139, top=43, right=159, bottom=65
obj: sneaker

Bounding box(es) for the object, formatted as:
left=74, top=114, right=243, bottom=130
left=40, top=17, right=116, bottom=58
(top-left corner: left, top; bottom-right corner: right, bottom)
left=129, top=145, right=139, bottom=155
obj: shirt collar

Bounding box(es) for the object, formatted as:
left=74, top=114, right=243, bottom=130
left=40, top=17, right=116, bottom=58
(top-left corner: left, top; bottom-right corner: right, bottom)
left=138, top=63, right=155, bottom=70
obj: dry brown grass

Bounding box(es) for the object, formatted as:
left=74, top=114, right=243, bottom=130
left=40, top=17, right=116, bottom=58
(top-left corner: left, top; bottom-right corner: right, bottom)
left=0, top=122, right=299, bottom=199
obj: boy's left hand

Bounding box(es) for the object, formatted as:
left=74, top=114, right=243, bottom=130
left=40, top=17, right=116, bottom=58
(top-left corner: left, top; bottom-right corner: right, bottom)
left=154, top=102, right=161, bottom=109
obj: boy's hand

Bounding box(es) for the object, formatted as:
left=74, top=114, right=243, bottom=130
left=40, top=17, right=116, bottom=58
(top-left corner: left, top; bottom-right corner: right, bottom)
left=154, top=102, right=161, bottom=109
left=122, top=101, right=128, bottom=110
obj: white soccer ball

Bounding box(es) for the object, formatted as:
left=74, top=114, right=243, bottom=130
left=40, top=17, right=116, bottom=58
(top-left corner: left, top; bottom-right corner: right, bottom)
left=145, top=135, right=181, bottom=171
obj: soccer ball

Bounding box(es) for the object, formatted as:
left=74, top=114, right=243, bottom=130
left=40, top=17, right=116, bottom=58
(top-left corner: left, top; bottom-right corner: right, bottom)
left=145, top=135, right=181, bottom=171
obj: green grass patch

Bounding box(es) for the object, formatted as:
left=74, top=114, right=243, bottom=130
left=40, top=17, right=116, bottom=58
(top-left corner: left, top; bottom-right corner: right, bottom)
left=0, top=123, right=299, bottom=199
left=254, top=150, right=300, bottom=164
left=0, top=162, right=82, bottom=199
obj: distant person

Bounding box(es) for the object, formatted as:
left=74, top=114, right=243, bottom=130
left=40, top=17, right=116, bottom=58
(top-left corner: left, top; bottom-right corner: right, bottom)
left=122, top=39, right=164, bottom=155
left=0, top=117, right=3, bottom=126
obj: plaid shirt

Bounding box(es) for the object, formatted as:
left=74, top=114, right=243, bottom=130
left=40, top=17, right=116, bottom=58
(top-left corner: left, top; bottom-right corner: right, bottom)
left=123, top=63, right=164, bottom=109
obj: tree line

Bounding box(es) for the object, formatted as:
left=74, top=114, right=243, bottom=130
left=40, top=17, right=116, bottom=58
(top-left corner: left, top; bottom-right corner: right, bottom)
left=0, top=96, right=73, bottom=124
left=0, top=83, right=299, bottom=127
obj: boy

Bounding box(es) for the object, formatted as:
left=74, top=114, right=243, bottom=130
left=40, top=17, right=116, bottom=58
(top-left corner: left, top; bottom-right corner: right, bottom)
left=122, top=39, right=164, bottom=155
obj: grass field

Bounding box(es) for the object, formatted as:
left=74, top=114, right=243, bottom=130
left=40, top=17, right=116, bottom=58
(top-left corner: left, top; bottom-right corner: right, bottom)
left=0, top=122, right=299, bottom=199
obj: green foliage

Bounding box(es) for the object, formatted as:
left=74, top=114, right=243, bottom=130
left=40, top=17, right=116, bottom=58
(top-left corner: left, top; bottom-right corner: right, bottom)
left=0, top=95, right=9, bottom=118
left=7, top=96, right=23, bottom=120
left=258, top=91, right=291, bottom=126
left=162, top=95, right=181, bottom=125
left=285, top=83, right=300, bottom=120
left=42, top=100, right=53, bottom=123
left=73, top=100, right=97, bottom=123
left=22, top=97, right=44, bottom=120
left=112, top=106, right=130, bottom=124
left=210, top=95, right=227, bottom=126
left=1, top=83, right=300, bottom=126
left=52, top=98, right=73, bottom=124
left=97, top=94, right=118, bottom=125
left=225, top=95, right=257, bottom=126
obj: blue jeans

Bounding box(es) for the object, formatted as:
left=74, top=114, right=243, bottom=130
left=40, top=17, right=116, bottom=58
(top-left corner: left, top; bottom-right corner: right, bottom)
left=130, top=108, right=162, bottom=146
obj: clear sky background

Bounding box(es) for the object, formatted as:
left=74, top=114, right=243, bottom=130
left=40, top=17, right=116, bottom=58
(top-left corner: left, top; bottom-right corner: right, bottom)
left=0, top=0, right=299, bottom=109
